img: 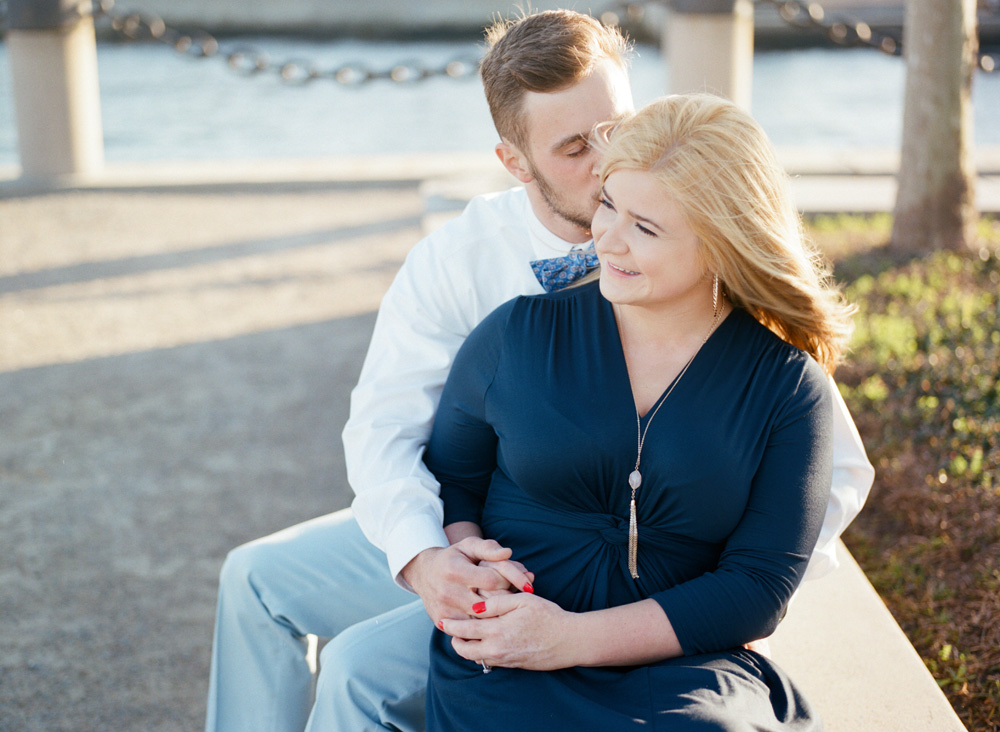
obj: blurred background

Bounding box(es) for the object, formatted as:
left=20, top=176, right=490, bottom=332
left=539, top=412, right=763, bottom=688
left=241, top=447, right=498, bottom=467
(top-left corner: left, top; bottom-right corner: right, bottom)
left=1, top=0, right=998, bottom=168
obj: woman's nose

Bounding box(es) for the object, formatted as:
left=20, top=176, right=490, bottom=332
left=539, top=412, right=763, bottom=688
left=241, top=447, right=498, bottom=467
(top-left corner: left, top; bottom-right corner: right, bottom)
left=595, top=221, right=627, bottom=255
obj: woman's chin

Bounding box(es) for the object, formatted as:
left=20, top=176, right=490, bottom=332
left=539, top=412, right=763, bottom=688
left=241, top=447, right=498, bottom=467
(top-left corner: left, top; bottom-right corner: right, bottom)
left=599, top=272, right=638, bottom=305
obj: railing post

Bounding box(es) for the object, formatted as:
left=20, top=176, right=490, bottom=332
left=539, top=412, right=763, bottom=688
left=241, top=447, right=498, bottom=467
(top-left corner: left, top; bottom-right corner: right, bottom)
left=663, top=0, right=754, bottom=110
left=4, top=0, right=104, bottom=182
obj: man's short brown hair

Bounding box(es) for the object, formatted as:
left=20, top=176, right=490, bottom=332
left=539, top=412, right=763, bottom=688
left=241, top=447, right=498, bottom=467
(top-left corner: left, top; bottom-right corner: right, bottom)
left=480, top=10, right=632, bottom=150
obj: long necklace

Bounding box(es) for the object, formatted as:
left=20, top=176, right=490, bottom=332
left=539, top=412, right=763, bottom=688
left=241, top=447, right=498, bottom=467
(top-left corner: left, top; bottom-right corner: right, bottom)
left=621, top=278, right=725, bottom=579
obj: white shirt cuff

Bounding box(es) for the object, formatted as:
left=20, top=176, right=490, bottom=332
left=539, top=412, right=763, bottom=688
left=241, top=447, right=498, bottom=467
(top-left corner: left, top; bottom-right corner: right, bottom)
left=386, top=514, right=450, bottom=591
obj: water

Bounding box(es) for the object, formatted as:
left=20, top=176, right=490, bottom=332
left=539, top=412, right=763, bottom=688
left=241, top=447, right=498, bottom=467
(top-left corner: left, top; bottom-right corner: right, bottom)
left=1, top=37, right=998, bottom=165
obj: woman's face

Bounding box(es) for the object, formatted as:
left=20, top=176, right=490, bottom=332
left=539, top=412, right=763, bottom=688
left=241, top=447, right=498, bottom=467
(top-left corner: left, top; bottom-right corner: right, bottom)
left=592, top=168, right=708, bottom=312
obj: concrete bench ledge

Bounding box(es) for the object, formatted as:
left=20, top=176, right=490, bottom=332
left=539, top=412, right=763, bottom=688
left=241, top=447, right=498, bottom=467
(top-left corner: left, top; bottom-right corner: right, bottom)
left=769, top=541, right=967, bottom=731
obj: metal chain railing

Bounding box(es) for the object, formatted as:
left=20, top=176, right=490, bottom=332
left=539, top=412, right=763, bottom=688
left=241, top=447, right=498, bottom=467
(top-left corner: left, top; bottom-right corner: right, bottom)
left=755, top=0, right=902, bottom=55
left=6, top=0, right=991, bottom=80
left=756, top=0, right=998, bottom=72
left=89, top=0, right=483, bottom=86
left=596, top=2, right=651, bottom=32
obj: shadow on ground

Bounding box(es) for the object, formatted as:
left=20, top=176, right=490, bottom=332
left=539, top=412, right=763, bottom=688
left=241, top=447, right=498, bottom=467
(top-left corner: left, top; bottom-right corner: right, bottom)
left=1, top=313, right=375, bottom=731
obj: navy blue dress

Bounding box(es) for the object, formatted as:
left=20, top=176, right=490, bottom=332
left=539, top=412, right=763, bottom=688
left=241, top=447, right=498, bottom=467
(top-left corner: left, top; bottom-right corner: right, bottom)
left=423, top=282, right=832, bottom=731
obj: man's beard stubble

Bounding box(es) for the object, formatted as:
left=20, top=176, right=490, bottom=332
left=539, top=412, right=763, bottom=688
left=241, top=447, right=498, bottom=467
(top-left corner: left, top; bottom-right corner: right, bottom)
left=530, top=166, right=595, bottom=236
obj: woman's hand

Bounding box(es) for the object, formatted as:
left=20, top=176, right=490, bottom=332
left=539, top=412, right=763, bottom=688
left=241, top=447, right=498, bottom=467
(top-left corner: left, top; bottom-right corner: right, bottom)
left=476, top=557, right=534, bottom=599
left=442, top=596, right=684, bottom=670
left=402, top=535, right=535, bottom=629
left=441, top=593, right=581, bottom=671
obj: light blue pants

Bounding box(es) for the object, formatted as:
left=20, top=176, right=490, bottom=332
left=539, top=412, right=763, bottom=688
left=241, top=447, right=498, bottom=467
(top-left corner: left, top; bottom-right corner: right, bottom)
left=205, top=508, right=433, bottom=732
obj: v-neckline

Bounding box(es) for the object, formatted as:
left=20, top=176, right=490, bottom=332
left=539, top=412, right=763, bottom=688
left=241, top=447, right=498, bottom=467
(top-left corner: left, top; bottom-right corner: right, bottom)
left=605, top=295, right=734, bottom=420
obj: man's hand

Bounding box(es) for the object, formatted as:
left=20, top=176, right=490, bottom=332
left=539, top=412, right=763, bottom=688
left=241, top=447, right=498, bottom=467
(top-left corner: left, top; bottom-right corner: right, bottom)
left=401, top=537, right=535, bottom=628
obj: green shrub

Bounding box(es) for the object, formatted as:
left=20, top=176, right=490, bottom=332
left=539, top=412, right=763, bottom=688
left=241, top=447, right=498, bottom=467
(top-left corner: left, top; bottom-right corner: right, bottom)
left=834, top=245, right=1000, bottom=731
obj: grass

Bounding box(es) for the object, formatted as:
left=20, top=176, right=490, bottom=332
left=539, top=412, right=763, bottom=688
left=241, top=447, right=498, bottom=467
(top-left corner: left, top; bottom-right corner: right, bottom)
left=804, top=214, right=1000, bottom=732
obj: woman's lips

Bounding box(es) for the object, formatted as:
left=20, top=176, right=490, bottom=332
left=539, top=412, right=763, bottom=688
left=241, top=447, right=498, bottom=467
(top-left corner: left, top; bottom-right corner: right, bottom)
left=608, top=261, right=639, bottom=276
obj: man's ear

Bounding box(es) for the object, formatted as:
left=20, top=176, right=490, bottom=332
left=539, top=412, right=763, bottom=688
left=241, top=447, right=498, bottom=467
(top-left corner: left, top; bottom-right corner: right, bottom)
left=495, top=141, right=534, bottom=184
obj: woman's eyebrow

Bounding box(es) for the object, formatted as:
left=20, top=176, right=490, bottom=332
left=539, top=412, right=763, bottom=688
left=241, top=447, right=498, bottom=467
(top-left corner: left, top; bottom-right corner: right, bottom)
left=629, top=212, right=666, bottom=233
left=603, top=186, right=666, bottom=233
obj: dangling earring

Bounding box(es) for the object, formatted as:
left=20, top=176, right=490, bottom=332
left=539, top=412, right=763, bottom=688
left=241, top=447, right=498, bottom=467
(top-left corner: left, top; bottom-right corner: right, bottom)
left=712, top=273, right=720, bottom=318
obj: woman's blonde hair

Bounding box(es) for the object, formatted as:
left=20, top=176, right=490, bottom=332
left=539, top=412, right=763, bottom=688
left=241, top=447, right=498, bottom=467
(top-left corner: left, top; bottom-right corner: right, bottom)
left=596, top=94, right=854, bottom=373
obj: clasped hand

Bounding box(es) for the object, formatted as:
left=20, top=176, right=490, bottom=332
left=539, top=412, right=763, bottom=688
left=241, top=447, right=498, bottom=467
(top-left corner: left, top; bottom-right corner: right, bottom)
left=404, top=536, right=578, bottom=670
left=403, top=536, right=534, bottom=627
left=441, top=592, right=581, bottom=671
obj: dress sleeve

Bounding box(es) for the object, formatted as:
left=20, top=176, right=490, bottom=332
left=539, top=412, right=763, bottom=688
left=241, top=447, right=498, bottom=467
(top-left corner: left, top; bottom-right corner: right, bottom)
left=422, top=300, right=514, bottom=528
left=652, top=356, right=834, bottom=655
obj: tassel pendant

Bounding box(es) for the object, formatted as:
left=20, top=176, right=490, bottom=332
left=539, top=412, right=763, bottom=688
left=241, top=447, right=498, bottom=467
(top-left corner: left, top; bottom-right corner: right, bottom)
left=628, top=491, right=639, bottom=579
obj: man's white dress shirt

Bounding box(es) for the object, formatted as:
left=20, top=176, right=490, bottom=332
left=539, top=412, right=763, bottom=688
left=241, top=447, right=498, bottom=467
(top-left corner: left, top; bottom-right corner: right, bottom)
left=343, top=186, right=874, bottom=586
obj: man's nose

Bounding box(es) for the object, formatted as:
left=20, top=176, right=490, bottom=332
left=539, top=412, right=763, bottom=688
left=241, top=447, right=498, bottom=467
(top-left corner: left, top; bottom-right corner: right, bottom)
left=589, top=148, right=602, bottom=178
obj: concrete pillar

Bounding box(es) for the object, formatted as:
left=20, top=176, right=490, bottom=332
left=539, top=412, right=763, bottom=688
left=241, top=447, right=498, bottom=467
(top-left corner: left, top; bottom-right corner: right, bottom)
left=663, top=0, right=754, bottom=110
left=5, top=0, right=104, bottom=181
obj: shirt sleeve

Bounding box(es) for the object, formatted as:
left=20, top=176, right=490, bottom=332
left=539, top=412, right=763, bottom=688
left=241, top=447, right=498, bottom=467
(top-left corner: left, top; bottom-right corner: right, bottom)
left=802, top=375, right=875, bottom=581
left=652, top=357, right=834, bottom=655
left=422, top=301, right=514, bottom=528
left=343, top=237, right=476, bottom=587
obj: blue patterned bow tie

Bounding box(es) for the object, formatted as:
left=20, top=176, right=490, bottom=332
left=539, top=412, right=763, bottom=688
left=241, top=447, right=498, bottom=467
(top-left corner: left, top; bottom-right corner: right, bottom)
left=530, top=249, right=600, bottom=292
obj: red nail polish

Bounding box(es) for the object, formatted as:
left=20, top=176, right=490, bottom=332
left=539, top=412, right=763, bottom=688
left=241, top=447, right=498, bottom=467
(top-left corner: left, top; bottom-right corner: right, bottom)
left=473, top=601, right=487, bottom=614
left=523, top=582, right=534, bottom=594
left=437, top=620, right=444, bottom=630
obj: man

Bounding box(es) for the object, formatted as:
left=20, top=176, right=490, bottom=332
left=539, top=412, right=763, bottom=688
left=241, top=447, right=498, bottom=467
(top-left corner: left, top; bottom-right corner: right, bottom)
left=206, top=11, right=874, bottom=732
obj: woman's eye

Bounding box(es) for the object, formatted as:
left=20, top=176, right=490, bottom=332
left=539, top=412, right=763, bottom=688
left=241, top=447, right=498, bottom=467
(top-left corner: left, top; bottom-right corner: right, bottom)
left=636, top=223, right=656, bottom=237
left=599, top=197, right=615, bottom=210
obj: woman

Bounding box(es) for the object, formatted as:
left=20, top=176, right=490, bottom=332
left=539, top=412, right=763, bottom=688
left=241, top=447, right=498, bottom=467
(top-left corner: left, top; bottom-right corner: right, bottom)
left=422, top=94, right=855, bottom=731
